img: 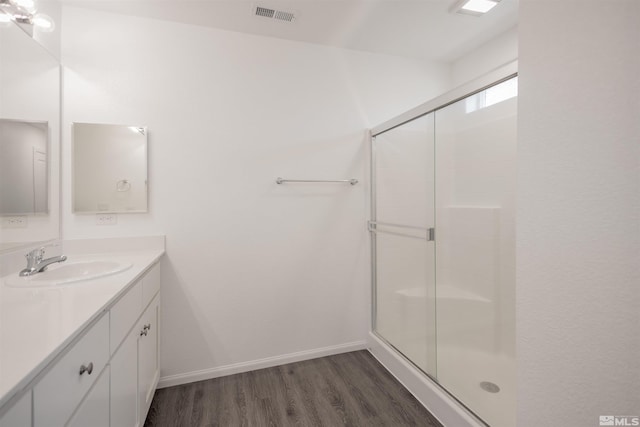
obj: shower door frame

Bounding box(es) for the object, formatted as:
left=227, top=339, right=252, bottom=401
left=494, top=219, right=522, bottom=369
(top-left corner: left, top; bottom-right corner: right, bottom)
left=369, top=60, right=518, bottom=426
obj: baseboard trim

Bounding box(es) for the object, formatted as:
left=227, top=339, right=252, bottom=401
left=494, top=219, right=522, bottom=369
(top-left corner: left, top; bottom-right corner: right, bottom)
left=158, top=340, right=368, bottom=389
left=367, top=332, right=485, bottom=427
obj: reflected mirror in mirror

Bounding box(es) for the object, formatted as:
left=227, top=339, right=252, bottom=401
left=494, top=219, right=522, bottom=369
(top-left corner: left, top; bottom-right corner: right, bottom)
left=0, top=18, right=60, bottom=254
left=0, top=119, right=49, bottom=215
left=73, top=123, right=148, bottom=213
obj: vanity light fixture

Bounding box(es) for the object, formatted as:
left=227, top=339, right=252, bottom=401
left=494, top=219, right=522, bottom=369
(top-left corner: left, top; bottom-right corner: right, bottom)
left=0, top=0, right=31, bottom=23
left=128, top=126, right=146, bottom=135
left=12, top=0, right=35, bottom=13
left=0, top=0, right=55, bottom=30
left=452, top=0, right=500, bottom=16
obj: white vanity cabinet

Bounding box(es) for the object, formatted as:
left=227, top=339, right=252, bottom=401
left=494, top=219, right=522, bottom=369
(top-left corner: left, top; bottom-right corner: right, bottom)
left=66, top=366, right=110, bottom=427
left=0, top=259, right=162, bottom=427
left=0, top=392, right=31, bottom=427
left=34, top=314, right=110, bottom=427
left=138, top=294, right=160, bottom=424
left=110, top=262, right=161, bottom=427
left=110, top=324, right=139, bottom=427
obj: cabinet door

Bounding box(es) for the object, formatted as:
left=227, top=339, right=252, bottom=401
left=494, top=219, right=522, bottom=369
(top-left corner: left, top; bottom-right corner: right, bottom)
left=138, top=294, right=160, bottom=424
left=0, top=392, right=31, bottom=427
left=111, top=325, right=140, bottom=427
left=111, top=279, right=143, bottom=356
left=67, top=366, right=109, bottom=427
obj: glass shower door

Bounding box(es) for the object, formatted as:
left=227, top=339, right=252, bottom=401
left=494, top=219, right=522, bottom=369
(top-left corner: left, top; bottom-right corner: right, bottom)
left=371, top=75, right=517, bottom=427
left=372, top=112, right=436, bottom=377
left=433, top=77, right=517, bottom=427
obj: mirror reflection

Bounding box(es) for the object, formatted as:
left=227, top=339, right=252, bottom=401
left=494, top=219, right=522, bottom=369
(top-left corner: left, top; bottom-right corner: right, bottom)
left=0, top=19, right=60, bottom=253
left=72, top=123, right=148, bottom=213
left=0, top=120, right=49, bottom=215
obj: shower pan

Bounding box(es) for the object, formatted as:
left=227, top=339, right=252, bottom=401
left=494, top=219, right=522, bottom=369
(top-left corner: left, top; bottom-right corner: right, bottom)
left=369, top=63, right=517, bottom=427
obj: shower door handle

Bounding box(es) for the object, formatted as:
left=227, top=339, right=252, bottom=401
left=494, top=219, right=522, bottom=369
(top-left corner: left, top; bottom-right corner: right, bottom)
left=368, top=221, right=434, bottom=241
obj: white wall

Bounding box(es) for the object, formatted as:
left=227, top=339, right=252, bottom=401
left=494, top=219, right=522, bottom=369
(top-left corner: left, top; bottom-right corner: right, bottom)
left=518, top=1, right=640, bottom=426
left=451, top=26, right=518, bottom=88
left=61, top=6, right=451, bottom=381
left=31, top=0, right=62, bottom=60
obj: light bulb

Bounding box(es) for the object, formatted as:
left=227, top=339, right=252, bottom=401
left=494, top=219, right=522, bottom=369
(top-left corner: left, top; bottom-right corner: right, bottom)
left=452, top=0, right=500, bottom=16
left=33, top=13, right=54, bottom=32
left=460, top=0, right=497, bottom=14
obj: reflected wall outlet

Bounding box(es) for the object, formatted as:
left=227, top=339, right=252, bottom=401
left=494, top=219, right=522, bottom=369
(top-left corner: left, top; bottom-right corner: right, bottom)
left=1, top=216, right=28, bottom=228
left=96, top=213, right=117, bottom=225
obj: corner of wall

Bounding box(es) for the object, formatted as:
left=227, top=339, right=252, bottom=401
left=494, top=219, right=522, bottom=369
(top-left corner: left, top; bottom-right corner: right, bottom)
left=450, top=26, right=518, bottom=88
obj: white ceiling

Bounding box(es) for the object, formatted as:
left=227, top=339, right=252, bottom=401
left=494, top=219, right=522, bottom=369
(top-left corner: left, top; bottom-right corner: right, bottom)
left=62, top=0, right=518, bottom=62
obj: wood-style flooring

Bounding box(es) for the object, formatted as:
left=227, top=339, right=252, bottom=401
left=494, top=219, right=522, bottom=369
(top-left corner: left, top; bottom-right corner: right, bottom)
left=144, top=350, right=443, bottom=427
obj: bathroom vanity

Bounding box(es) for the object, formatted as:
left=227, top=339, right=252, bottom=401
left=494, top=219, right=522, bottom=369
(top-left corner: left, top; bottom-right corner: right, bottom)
left=0, top=15, right=161, bottom=426
left=0, top=238, right=164, bottom=427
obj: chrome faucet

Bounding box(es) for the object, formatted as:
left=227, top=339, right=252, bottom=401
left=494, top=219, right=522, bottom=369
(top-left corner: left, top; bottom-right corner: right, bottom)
left=19, top=247, right=67, bottom=277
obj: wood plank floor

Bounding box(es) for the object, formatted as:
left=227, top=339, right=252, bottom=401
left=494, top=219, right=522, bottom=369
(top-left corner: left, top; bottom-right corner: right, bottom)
left=144, top=350, right=443, bottom=427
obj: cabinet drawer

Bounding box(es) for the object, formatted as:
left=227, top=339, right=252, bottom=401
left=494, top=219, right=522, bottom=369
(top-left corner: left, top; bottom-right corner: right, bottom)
left=142, top=262, right=160, bottom=309
left=110, top=279, right=143, bottom=355
left=34, top=314, right=109, bottom=427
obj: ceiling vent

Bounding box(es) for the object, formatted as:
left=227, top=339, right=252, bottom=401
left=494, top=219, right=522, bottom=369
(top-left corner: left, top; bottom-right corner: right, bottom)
left=254, top=5, right=296, bottom=23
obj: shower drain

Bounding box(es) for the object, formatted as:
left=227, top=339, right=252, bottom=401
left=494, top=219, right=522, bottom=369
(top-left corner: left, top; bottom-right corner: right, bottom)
left=479, top=381, right=500, bottom=393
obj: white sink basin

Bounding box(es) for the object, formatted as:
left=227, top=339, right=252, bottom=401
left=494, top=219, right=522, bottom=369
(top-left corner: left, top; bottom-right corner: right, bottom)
left=5, top=260, right=133, bottom=288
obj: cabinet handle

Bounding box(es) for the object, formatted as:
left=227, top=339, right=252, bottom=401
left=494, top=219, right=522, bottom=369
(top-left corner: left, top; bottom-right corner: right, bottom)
left=144, top=323, right=151, bottom=331
left=140, top=329, right=148, bottom=337
left=79, top=362, right=93, bottom=375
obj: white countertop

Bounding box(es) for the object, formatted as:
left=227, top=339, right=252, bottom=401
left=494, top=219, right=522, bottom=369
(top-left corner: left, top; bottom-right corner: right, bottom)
left=0, top=246, right=164, bottom=409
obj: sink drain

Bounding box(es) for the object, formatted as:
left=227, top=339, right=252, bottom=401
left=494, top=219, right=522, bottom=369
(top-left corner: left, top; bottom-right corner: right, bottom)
left=480, top=381, right=500, bottom=393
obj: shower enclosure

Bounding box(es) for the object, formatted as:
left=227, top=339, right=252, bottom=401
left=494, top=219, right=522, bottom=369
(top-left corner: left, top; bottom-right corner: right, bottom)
left=370, top=66, right=517, bottom=427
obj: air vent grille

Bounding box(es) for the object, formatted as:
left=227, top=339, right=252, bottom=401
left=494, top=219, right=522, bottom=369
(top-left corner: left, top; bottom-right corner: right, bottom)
left=254, top=5, right=296, bottom=23
left=255, top=6, right=275, bottom=18
left=273, top=10, right=295, bottom=22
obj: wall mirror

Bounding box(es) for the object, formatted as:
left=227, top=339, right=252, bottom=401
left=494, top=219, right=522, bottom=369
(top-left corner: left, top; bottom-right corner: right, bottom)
left=0, top=19, right=60, bottom=254
left=72, top=123, right=148, bottom=213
